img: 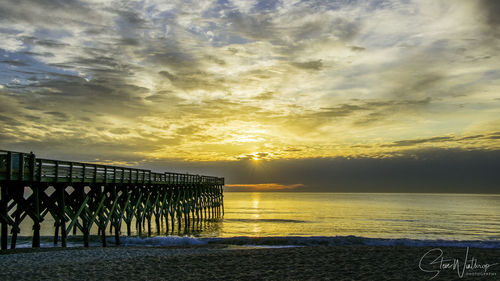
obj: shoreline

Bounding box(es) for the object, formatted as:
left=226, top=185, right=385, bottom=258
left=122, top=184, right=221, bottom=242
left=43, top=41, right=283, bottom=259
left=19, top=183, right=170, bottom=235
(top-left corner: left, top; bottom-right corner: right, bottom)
left=1, top=244, right=499, bottom=280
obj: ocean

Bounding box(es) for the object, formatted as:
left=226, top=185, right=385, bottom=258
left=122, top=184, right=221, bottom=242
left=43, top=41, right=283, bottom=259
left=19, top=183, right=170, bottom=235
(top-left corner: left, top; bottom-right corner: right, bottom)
left=9, top=192, right=500, bottom=248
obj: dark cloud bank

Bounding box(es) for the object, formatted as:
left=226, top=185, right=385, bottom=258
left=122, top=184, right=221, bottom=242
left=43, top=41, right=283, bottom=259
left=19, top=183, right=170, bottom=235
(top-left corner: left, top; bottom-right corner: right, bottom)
left=139, top=148, right=500, bottom=194
left=3, top=143, right=497, bottom=194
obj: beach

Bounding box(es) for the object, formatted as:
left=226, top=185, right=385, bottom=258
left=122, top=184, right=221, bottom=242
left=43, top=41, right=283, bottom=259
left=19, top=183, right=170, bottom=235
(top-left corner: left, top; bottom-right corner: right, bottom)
left=1, top=193, right=499, bottom=280
left=1, top=245, right=499, bottom=280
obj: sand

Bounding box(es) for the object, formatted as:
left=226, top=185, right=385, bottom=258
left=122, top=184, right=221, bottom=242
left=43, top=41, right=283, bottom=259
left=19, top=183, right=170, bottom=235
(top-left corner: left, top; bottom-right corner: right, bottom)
left=1, top=245, right=499, bottom=280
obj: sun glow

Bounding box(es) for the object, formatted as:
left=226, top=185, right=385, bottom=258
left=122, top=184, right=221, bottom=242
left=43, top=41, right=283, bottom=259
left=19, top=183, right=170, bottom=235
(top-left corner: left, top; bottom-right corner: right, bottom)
left=251, top=154, right=262, bottom=161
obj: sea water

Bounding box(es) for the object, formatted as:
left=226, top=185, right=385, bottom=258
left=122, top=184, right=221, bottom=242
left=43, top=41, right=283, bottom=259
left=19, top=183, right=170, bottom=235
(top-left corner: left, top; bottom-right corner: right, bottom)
left=9, top=192, right=500, bottom=248
left=219, top=192, right=500, bottom=241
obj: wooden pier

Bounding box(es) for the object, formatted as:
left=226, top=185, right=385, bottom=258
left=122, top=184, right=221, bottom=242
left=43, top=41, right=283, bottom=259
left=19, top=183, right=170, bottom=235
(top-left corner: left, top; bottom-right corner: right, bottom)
left=0, top=150, right=224, bottom=249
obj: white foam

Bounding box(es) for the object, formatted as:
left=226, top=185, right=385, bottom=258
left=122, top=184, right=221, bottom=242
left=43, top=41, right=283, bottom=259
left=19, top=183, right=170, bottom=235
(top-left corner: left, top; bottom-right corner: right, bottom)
left=120, top=236, right=207, bottom=247
left=243, top=245, right=304, bottom=249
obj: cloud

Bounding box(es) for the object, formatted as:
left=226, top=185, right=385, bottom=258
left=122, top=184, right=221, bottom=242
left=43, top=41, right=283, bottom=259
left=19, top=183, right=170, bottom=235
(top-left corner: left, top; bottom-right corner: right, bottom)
left=479, top=0, right=500, bottom=30
left=291, top=60, right=323, bottom=70
left=253, top=91, right=275, bottom=100
left=158, top=70, right=226, bottom=91
left=1, top=60, right=30, bottom=67
left=0, top=0, right=498, bottom=166
left=225, top=11, right=276, bottom=40
left=138, top=148, right=500, bottom=193
left=285, top=98, right=432, bottom=130
left=383, top=136, right=455, bottom=147
left=381, top=133, right=500, bottom=148
left=44, top=111, right=69, bottom=120
left=0, top=114, right=22, bottom=126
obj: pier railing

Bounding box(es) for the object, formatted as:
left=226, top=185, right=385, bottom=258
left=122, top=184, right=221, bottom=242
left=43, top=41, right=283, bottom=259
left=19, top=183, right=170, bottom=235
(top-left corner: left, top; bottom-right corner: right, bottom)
left=0, top=150, right=224, bottom=250
left=0, top=150, right=224, bottom=185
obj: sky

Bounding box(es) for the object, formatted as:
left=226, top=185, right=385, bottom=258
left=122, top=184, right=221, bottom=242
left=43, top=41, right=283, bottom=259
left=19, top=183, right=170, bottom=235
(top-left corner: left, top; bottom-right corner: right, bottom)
left=0, top=0, right=499, bottom=192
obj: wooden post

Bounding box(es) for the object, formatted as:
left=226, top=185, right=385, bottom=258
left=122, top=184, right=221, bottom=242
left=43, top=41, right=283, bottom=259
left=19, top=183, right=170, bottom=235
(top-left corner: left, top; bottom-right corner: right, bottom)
left=54, top=223, right=59, bottom=245
left=1, top=184, right=8, bottom=250
left=177, top=188, right=182, bottom=232
left=32, top=185, right=41, bottom=248
left=164, top=207, right=170, bottom=233
left=186, top=186, right=191, bottom=228
left=99, top=186, right=106, bottom=247
left=165, top=189, right=171, bottom=234
left=114, top=226, right=120, bottom=246
left=146, top=187, right=153, bottom=237
left=127, top=222, right=131, bottom=237
left=82, top=187, right=89, bottom=248
left=147, top=217, right=152, bottom=236
left=101, top=225, right=107, bottom=247
left=83, top=228, right=89, bottom=247
left=1, top=153, right=12, bottom=250
left=10, top=214, right=20, bottom=249
left=155, top=189, right=163, bottom=235
left=196, top=185, right=201, bottom=221
left=125, top=186, right=132, bottom=237
left=221, top=185, right=224, bottom=216
left=137, top=192, right=143, bottom=236
left=113, top=185, right=121, bottom=246
left=203, top=186, right=208, bottom=221
left=59, top=185, right=67, bottom=247
left=169, top=189, right=175, bottom=233
left=159, top=191, right=167, bottom=234
left=217, top=185, right=220, bottom=218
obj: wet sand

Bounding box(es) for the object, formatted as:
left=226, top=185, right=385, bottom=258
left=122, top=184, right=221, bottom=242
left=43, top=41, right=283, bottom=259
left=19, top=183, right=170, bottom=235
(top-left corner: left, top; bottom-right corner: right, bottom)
left=1, top=245, right=499, bottom=280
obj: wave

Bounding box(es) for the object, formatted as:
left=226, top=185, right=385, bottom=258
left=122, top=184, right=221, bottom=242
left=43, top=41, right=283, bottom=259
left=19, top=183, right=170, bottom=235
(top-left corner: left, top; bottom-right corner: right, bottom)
left=101, top=235, right=500, bottom=249
left=121, top=236, right=207, bottom=247
left=8, top=235, right=500, bottom=249
left=224, top=218, right=310, bottom=223
left=9, top=235, right=208, bottom=248
left=367, top=218, right=419, bottom=222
